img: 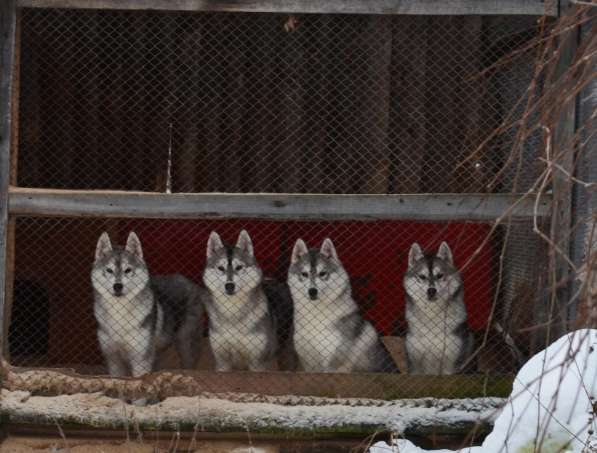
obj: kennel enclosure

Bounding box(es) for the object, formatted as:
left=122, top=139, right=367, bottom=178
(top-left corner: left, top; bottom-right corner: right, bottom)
left=0, top=0, right=590, bottom=441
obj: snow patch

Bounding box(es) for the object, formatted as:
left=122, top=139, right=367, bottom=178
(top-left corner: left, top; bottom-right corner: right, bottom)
left=371, top=329, right=597, bottom=453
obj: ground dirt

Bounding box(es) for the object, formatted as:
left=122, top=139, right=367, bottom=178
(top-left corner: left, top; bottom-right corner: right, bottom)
left=0, top=436, right=281, bottom=452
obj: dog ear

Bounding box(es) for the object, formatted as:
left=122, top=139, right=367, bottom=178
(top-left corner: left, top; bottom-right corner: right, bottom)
left=291, top=239, right=308, bottom=265
left=236, top=230, right=254, bottom=256
left=95, top=232, right=113, bottom=262
left=437, top=241, right=453, bottom=265
left=125, top=232, right=144, bottom=260
left=207, top=231, right=224, bottom=259
left=408, top=243, right=424, bottom=269
left=320, top=238, right=339, bottom=261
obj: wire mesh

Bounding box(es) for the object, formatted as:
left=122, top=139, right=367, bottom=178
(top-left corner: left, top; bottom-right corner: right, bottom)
left=6, top=7, right=551, bottom=398
left=17, top=9, right=543, bottom=194
left=8, top=217, right=545, bottom=393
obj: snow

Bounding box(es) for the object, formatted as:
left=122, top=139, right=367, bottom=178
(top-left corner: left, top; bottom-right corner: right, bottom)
left=1, top=389, right=500, bottom=435
left=370, top=329, right=597, bottom=453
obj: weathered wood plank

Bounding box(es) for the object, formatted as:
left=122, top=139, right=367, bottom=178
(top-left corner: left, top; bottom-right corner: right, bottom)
left=3, top=407, right=494, bottom=440
left=8, top=187, right=552, bottom=221
left=3, top=361, right=513, bottom=399
left=542, top=3, right=579, bottom=344
left=3, top=13, right=21, bottom=364
left=3, top=429, right=374, bottom=451
left=16, top=0, right=557, bottom=17
left=572, top=16, right=597, bottom=328
left=0, top=0, right=17, bottom=357
left=1, top=359, right=506, bottom=437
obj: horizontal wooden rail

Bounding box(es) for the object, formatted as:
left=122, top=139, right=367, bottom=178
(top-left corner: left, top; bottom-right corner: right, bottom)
left=17, top=0, right=557, bottom=16
left=3, top=362, right=513, bottom=400
left=8, top=187, right=551, bottom=221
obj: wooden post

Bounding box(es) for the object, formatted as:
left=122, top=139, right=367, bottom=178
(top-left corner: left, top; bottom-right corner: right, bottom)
left=3, top=11, right=21, bottom=363
left=0, top=0, right=17, bottom=358
left=571, top=10, right=596, bottom=327
left=545, top=1, right=579, bottom=342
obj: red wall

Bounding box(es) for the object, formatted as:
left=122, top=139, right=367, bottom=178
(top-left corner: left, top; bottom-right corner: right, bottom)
left=126, top=220, right=495, bottom=336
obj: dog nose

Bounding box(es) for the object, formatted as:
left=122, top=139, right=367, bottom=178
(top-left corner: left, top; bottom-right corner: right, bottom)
left=308, top=288, right=318, bottom=300
left=427, top=287, right=437, bottom=299
left=113, top=283, right=123, bottom=294
left=225, top=282, right=235, bottom=295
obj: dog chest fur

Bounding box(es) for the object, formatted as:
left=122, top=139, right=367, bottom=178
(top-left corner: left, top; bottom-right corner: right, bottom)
left=94, top=288, right=163, bottom=355
left=292, top=294, right=376, bottom=372
left=205, top=290, right=271, bottom=370
left=294, top=301, right=345, bottom=371
left=405, top=298, right=466, bottom=374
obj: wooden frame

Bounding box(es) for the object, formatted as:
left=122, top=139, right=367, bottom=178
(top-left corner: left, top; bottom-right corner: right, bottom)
left=540, top=1, right=579, bottom=344
left=9, top=187, right=552, bottom=221
left=3, top=363, right=513, bottom=400
left=0, top=0, right=17, bottom=357
left=1, top=358, right=509, bottom=437
left=16, top=0, right=558, bottom=17
left=0, top=0, right=567, bottom=419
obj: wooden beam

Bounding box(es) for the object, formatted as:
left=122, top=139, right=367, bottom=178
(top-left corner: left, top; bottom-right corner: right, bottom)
left=3, top=12, right=21, bottom=364
left=8, top=187, right=552, bottom=221
left=3, top=408, right=494, bottom=441
left=3, top=360, right=513, bottom=400
left=572, top=17, right=597, bottom=327
left=544, top=3, right=579, bottom=341
left=4, top=429, right=379, bottom=450
left=0, top=0, right=17, bottom=357
left=16, top=0, right=557, bottom=17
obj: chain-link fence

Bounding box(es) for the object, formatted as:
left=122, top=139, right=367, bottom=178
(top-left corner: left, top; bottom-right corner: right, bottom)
left=4, top=7, right=554, bottom=399
left=17, top=10, right=544, bottom=194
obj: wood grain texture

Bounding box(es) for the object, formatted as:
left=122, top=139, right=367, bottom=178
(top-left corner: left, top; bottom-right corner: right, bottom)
left=2, top=358, right=513, bottom=400
left=0, top=0, right=17, bottom=357
left=8, top=187, right=552, bottom=220
left=16, top=0, right=557, bottom=16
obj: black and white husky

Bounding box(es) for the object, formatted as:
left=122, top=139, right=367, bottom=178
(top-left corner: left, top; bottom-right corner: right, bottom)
left=403, top=241, right=474, bottom=375
left=92, top=232, right=204, bottom=377
left=202, top=230, right=277, bottom=371
left=288, top=238, right=394, bottom=373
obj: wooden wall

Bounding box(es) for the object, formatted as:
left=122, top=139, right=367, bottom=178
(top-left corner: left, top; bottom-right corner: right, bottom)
left=16, top=10, right=539, bottom=194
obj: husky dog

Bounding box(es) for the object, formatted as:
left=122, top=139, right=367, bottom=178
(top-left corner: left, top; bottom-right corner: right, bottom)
left=202, top=230, right=277, bottom=371
left=403, top=242, right=474, bottom=375
left=92, top=232, right=204, bottom=377
left=288, top=238, right=394, bottom=373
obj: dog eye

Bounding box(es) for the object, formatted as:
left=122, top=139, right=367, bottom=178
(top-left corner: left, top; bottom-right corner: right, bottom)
left=436, top=273, right=444, bottom=279
left=418, top=274, right=427, bottom=280
left=217, top=266, right=225, bottom=272
left=124, top=268, right=132, bottom=274
left=106, top=268, right=113, bottom=274
left=301, top=272, right=309, bottom=278
left=235, top=265, right=243, bottom=271
left=318, top=271, right=327, bottom=278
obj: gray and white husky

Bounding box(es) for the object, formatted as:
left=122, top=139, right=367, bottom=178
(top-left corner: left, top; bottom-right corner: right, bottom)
left=202, top=230, right=277, bottom=371
left=288, top=238, right=394, bottom=373
left=92, top=232, right=204, bottom=377
left=403, top=241, right=474, bottom=375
